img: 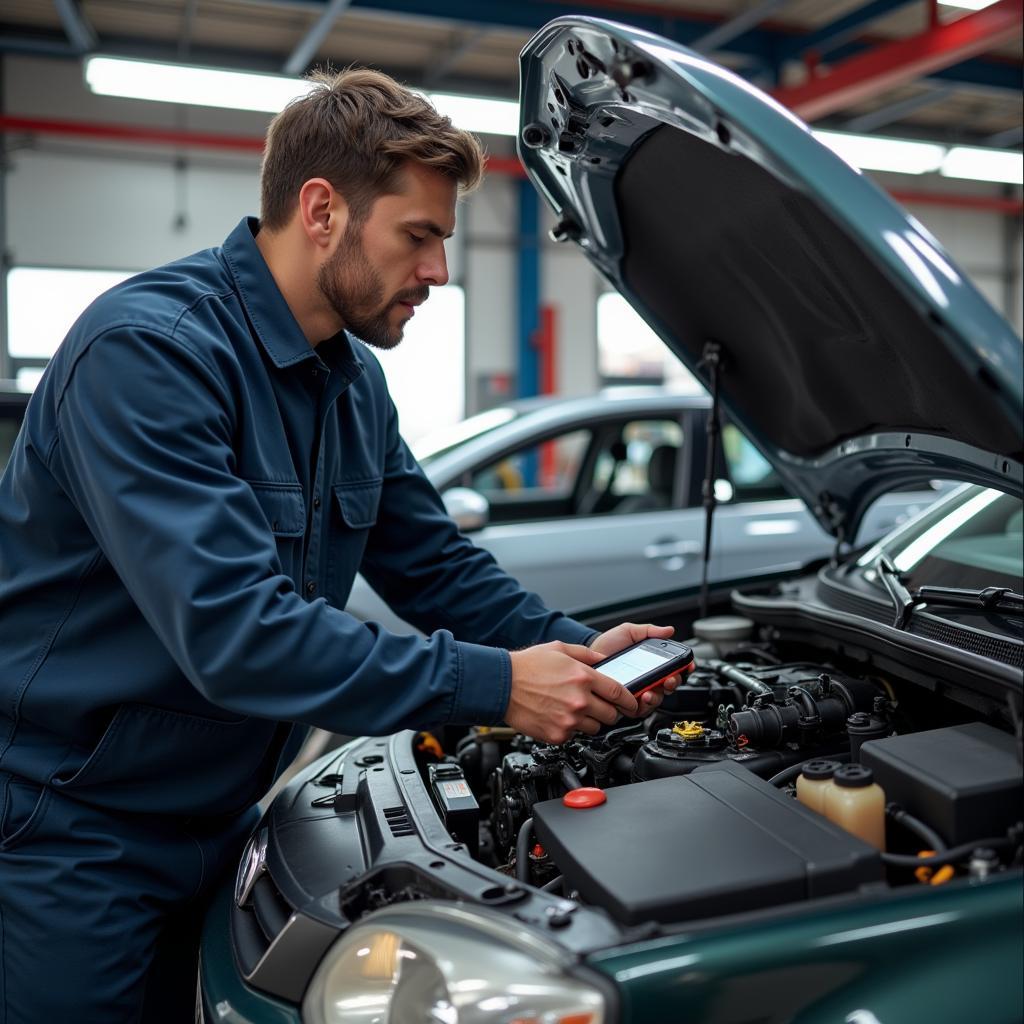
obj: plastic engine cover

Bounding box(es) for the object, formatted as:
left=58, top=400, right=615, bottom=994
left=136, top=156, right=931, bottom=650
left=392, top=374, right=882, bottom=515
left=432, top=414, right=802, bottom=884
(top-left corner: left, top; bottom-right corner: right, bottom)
left=532, top=761, right=881, bottom=926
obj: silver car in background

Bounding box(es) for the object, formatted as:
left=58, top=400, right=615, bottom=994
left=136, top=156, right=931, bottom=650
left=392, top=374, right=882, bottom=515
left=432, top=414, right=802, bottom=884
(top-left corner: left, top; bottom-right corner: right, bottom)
left=347, top=387, right=945, bottom=631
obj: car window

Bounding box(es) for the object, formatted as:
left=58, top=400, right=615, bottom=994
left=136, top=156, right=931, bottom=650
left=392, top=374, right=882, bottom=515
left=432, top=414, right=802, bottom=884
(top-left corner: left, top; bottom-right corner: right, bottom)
left=885, top=486, right=1023, bottom=593
left=581, top=418, right=683, bottom=515
left=721, top=423, right=788, bottom=502
left=469, top=429, right=590, bottom=500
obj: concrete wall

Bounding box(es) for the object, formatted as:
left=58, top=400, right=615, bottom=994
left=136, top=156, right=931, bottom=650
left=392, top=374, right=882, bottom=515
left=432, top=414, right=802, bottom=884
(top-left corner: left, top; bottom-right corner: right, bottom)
left=3, top=53, right=1021, bottom=421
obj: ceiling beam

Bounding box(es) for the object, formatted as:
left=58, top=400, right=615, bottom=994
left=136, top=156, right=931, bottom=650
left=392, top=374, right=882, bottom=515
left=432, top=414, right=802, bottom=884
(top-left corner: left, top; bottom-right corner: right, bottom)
left=2, top=4, right=1019, bottom=96
left=986, top=124, right=1023, bottom=148
left=780, top=0, right=916, bottom=60
left=283, top=0, right=353, bottom=75
left=842, top=84, right=952, bottom=133
left=423, top=28, right=486, bottom=88
left=690, top=0, right=788, bottom=55
left=772, top=0, right=1023, bottom=121
left=52, top=0, right=97, bottom=53
left=178, top=0, right=200, bottom=59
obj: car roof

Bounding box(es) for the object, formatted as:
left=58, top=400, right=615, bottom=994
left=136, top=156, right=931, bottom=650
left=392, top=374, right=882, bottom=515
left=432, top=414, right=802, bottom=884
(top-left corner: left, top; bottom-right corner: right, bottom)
left=421, top=386, right=709, bottom=483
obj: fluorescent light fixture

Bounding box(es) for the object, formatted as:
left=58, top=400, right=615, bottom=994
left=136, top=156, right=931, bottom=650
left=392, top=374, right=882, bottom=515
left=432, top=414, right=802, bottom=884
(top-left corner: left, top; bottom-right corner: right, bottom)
left=83, top=56, right=1022, bottom=171
left=84, top=55, right=519, bottom=135
left=941, top=145, right=1024, bottom=185
left=937, top=0, right=999, bottom=9
left=86, top=56, right=313, bottom=113
left=814, top=130, right=945, bottom=175
left=428, top=92, right=519, bottom=137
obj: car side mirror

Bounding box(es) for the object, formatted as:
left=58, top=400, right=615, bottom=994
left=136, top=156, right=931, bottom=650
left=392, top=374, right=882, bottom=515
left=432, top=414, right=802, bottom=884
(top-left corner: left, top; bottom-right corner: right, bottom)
left=443, top=487, right=490, bottom=532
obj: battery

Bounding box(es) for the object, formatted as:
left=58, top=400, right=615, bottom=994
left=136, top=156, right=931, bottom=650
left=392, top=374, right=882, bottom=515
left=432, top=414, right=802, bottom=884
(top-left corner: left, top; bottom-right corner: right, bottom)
left=860, top=722, right=1023, bottom=847
left=428, top=763, right=479, bottom=855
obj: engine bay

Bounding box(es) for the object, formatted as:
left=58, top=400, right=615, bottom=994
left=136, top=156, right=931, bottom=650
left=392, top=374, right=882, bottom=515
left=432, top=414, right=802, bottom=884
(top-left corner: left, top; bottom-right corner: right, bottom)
left=232, top=601, right=1023, bottom=1004
left=414, top=615, right=1023, bottom=927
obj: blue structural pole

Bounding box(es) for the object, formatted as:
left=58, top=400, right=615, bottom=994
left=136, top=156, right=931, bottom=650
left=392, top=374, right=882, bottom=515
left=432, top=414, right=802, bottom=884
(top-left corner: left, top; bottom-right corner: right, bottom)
left=517, top=178, right=540, bottom=486
left=517, top=177, right=539, bottom=400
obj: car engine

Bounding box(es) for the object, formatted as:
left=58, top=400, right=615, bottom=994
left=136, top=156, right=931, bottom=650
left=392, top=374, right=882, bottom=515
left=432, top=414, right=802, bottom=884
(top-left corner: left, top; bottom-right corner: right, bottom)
left=417, top=615, right=1023, bottom=927
left=229, top=607, right=1022, bottom=1005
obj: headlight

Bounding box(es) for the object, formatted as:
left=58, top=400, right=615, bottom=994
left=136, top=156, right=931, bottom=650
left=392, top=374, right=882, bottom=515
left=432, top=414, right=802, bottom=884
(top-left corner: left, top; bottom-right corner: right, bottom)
left=302, top=901, right=607, bottom=1024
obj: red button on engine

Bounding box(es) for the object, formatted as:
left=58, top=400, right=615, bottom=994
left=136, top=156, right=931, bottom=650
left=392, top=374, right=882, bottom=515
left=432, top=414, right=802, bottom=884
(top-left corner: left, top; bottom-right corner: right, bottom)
left=562, top=787, right=607, bottom=809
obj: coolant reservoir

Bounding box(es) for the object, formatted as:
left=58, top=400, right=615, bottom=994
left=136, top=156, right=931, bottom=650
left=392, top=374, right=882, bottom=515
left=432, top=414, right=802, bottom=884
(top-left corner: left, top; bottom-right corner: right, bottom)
left=824, top=764, right=886, bottom=850
left=795, top=759, right=841, bottom=815
left=691, top=615, right=754, bottom=658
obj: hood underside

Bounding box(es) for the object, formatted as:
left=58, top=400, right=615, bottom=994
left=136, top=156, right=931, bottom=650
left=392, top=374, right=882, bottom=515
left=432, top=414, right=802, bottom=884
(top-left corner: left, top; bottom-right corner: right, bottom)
left=517, top=17, right=1024, bottom=539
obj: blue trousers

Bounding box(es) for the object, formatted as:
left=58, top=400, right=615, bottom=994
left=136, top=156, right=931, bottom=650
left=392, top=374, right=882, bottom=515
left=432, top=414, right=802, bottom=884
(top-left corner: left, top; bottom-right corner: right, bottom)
left=0, top=771, right=257, bottom=1023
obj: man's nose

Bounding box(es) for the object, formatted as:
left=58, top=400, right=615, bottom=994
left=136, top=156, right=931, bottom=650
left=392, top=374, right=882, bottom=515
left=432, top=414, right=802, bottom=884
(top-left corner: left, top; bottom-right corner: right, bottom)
left=418, top=243, right=449, bottom=287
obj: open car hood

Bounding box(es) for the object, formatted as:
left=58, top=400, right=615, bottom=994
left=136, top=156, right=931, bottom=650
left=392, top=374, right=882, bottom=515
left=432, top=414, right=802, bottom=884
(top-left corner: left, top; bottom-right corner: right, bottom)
left=517, top=17, right=1023, bottom=541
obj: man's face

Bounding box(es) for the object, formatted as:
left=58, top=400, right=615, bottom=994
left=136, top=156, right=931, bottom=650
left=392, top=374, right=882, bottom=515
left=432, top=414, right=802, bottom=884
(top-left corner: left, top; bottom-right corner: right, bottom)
left=318, top=162, right=456, bottom=350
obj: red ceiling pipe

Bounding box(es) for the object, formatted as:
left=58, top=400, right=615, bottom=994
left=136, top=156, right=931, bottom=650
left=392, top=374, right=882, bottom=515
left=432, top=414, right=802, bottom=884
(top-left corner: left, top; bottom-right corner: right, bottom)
left=772, top=0, right=1023, bottom=121
left=0, top=114, right=266, bottom=153
left=1, top=115, right=1016, bottom=212
left=889, top=189, right=1023, bottom=214
left=0, top=114, right=531, bottom=175
left=485, top=154, right=528, bottom=178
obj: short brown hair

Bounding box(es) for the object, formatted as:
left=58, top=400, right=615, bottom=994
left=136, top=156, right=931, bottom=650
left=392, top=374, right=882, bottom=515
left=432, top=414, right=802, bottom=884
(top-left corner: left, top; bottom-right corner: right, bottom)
left=260, top=68, right=485, bottom=230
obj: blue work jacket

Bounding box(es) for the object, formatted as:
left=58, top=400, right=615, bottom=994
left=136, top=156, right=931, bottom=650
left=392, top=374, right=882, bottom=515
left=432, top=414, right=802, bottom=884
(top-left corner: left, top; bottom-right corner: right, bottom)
left=0, top=217, right=594, bottom=817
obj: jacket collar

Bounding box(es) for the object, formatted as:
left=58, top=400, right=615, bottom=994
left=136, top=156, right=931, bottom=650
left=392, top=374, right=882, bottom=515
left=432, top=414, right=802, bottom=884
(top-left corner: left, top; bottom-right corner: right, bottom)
left=220, top=217, right=364, bottom=375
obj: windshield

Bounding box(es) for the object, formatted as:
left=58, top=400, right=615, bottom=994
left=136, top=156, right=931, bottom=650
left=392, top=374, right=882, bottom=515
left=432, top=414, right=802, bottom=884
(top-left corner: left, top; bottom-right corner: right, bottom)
left=412, top=407, right=518, bottom=466
left=859, top=485, right=1023, bottom=593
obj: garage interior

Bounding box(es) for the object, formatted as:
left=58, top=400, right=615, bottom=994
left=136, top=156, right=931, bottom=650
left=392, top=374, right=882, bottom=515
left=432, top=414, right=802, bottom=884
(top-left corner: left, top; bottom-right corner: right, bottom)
left=0, top=0, right=1020, bottom=441
left=0, top=5, right=1021, bottom=1021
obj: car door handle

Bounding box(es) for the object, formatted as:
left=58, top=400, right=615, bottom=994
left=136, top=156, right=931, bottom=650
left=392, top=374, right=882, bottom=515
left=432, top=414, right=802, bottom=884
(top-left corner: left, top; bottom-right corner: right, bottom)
left=644, top=538, right=702, bottom=559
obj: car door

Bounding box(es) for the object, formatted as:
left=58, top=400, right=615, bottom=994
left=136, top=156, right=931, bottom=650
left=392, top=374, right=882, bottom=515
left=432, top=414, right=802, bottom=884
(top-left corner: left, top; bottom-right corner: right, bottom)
left=449, top=412, right=712, bottom=613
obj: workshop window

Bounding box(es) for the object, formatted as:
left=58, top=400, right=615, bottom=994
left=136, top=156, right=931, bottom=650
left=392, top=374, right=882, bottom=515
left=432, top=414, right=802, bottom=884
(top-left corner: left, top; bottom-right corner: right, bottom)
left=6, top=267, right=134, bottom=389
left=597, top=291, right=702, bottom=391
left=373, top=285, right=465, bottom=445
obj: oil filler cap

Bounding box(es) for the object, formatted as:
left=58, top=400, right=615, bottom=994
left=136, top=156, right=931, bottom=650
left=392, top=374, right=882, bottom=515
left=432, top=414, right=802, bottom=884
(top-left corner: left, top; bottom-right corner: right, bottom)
left=563, top=787, right=606, bottom=809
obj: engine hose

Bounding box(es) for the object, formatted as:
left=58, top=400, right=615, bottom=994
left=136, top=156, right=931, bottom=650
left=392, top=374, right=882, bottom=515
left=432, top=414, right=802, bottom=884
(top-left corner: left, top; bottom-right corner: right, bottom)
left=887, top=803, right=947, bottom=852
left=541, top=875, right=564, bottom=893
left=515, top=817, right=534, bottom=882
left=881, top=836, right=1014, bottom=869
left=712, top=661, right=772, bottom=697
left=769, top=752, right=851, bottom=788
left=560, top=764, right=583, bottom=791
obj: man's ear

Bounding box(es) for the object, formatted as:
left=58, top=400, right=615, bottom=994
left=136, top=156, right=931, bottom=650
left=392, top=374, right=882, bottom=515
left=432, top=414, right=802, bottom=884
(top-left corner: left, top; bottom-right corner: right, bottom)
left=297, top=178, right=348, bottom=250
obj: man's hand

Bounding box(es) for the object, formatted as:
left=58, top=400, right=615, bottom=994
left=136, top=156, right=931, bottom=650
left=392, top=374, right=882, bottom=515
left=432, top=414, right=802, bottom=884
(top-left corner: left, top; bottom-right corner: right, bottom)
left=590, top=622, right=684, bottom=712
left=506, top=641, right=640, bottom=744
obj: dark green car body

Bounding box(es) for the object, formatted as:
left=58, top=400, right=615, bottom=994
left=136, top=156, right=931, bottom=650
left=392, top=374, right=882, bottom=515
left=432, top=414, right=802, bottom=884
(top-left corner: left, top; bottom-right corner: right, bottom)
left=200, top=741, right=1023, bottom=1023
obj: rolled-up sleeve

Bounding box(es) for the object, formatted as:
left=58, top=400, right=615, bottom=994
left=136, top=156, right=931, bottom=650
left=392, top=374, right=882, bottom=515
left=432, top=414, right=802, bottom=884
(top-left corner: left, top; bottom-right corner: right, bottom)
left=49, top=326, right=514, bottom=732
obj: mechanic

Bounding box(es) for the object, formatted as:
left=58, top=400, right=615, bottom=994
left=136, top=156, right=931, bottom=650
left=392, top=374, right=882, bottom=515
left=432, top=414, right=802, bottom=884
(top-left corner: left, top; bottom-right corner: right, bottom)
left=0, top=69, right=680, bottom=1022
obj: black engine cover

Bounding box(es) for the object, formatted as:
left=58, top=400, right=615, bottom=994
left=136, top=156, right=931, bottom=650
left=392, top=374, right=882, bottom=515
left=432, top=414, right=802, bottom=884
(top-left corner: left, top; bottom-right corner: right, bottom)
left=532, top=761, right=881, bottom=926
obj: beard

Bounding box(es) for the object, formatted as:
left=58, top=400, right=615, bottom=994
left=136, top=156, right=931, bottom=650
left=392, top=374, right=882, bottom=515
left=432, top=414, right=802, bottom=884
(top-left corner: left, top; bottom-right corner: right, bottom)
left=317, top=223, right=428, bottom=350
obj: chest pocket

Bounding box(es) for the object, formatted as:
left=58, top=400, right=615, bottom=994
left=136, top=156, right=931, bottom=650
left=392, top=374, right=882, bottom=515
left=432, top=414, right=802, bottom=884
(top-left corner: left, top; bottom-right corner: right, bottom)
left=326, top=478, right=382, bottom=607
left=248, top=481, right=306, bottom=584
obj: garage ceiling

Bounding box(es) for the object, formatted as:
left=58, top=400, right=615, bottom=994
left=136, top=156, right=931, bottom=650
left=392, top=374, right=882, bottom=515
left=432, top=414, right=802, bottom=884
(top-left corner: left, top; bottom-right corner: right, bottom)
left=1, top=0, right=1021, bottom=147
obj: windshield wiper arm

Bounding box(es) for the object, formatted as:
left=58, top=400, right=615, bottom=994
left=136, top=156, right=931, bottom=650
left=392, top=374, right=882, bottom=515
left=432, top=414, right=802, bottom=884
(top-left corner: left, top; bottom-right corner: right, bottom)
left=873, top=553, right=915, bottom=630
left=911, top=585, right=1024, bottom=615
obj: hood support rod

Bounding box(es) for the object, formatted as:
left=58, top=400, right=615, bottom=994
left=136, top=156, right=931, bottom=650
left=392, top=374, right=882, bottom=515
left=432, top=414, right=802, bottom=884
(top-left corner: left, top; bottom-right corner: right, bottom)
left=698, top=342, right=724, bottom=620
